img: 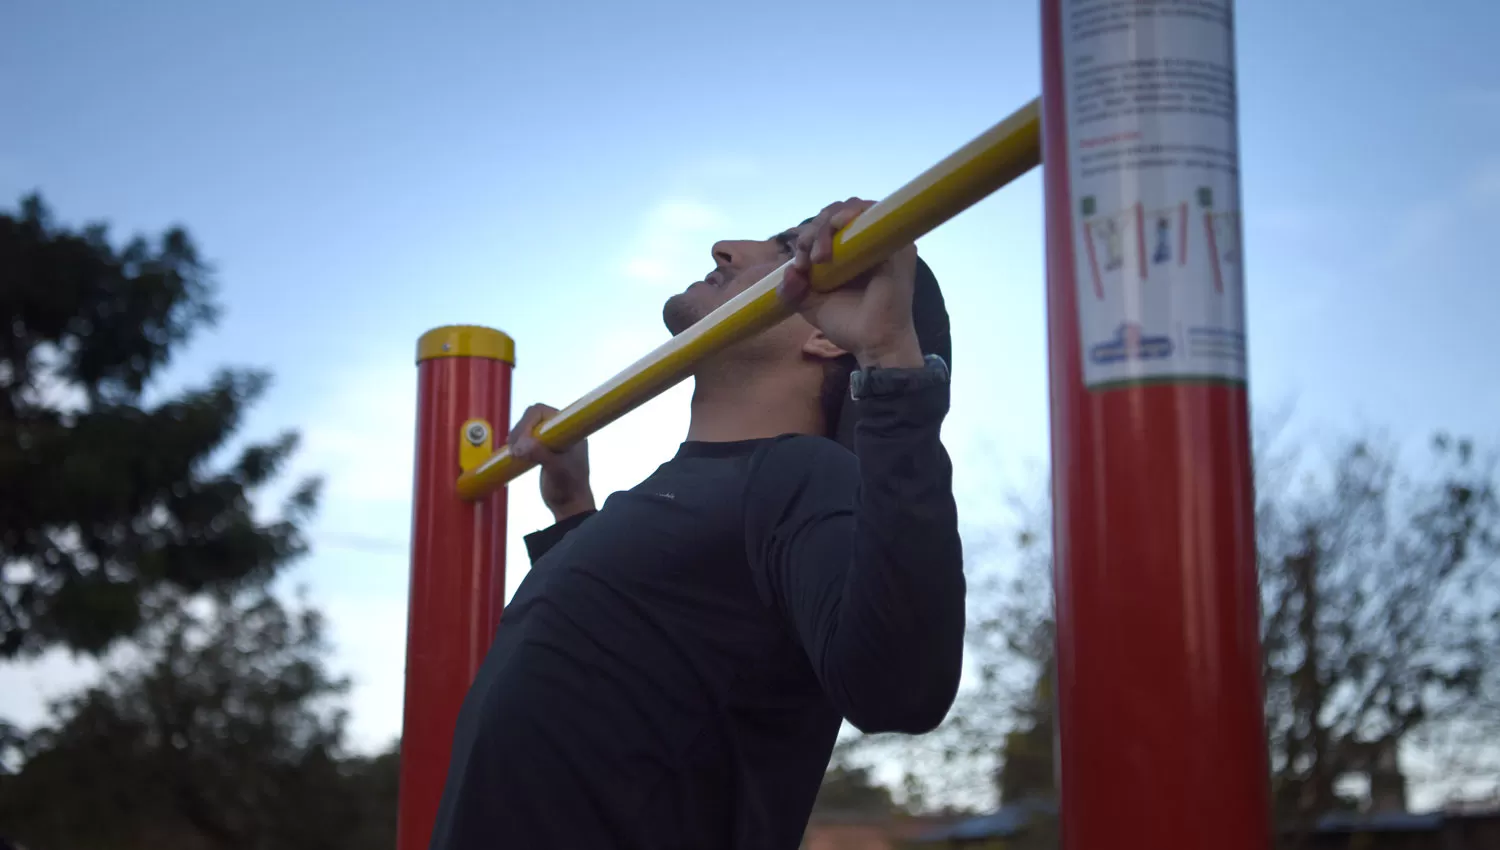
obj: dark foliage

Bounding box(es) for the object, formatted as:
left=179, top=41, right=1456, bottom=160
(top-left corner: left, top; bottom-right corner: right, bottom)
left=0, top=588, right=399, bottom=850
left=0, top=194, right=318, bottom=658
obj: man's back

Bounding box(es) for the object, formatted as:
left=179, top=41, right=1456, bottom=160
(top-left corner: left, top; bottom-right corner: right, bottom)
left=430, top=437, right=848, bottom=849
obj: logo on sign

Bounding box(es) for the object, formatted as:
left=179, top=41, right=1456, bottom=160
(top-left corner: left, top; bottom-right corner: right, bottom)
left=1089, top=322, right=1174, bottom=365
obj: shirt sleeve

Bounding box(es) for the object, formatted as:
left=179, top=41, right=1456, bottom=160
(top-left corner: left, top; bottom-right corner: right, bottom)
left=523, top=510, right=596, bottom=564
left=743, top=382, right=965, bottom=734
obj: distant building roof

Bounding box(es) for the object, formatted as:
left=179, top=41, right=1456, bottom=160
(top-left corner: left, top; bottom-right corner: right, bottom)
left=915, top=799, right=1058, bottom=843
left=1312, top=811, right=1446, bottom=833
left=917, top=802, right=1500, bottom=843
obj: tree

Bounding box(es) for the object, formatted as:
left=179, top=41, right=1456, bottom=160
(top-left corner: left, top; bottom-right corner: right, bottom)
left=1258, top=434, right=1500, bottom=823
left=974, top=511, right=1057, bottom=807
left=825, top=494, right=1058, bottom=813
left=0, top=194, right=318, bottom=659
left=995, top=662, right=1055, bottom=805
left=338, top=746, right=402, bottom=850
left=835, top=431, right=1500, bottom=822
left=0, top=585, right=398, bottom=850
left=814, top=764, right=902, bottom=815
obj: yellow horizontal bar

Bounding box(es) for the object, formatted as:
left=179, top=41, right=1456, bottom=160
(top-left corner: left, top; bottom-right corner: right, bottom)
left=456, top=97, right=1042, bottom=501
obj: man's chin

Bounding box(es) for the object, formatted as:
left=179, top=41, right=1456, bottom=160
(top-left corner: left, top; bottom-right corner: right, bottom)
left=662, top=294, right=699, bottom=336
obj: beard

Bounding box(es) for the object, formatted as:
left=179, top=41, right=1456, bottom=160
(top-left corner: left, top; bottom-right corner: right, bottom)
left=663, top=262, right=761, bottom=336
left=662, top=293, right=697, bottom=336
left=663, top=285, right=720, bottom=336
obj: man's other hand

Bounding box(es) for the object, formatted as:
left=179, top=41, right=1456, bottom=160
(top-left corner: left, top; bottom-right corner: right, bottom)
left=509, top=403, right=596, bottom=523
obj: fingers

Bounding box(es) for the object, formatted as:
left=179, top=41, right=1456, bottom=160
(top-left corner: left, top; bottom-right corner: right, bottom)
left=792, top=197, right=876, bottom=273
left=791, top=211, right=824, bottom=273
left=814, top=204, right=868, bottom=264
left=776, top=265, right=810, bottom=306
left=781, top=197, right=890, bottom=304
left=508, top=403, right=561, bottom=465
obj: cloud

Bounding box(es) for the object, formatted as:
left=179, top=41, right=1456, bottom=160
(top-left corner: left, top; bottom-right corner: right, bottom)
left=320, top=591, right=409, bottom=751
left=620, top=198, right=730, bottom=291
left=1387, top=199, right=1452, bottom=265
left=294, top=364, right=419, bottom=509
left=1384, top=158, right=1500, bottom=267
left=675, top=154, right=762, bottom=184
left=1467, top=158, right=1500, bottom=203
left=1250, top=204, right=1341, bottom=239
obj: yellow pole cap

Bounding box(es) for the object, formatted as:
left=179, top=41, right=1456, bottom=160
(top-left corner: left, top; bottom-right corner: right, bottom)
left=416, top=325, right=516, bottom=365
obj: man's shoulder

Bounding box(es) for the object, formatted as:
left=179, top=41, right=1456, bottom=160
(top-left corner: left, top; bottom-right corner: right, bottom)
left=763, top=433, right=853, bottom=462
left=749, top=434, right=858, bottom=488
left=743, top=435, right=859, bottom=537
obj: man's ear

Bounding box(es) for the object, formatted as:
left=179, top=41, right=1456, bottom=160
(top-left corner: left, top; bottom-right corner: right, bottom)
left=801, top=329, right=848, bottom=361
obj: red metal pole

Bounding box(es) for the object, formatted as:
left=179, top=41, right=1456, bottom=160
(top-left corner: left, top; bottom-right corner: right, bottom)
left=1041, top=2, right=1270, bottom=849
left=399, top=325, right=514, bottom=850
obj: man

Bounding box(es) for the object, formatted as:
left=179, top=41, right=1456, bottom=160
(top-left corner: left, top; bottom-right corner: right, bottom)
left=430, top=198, right=965, bottom=849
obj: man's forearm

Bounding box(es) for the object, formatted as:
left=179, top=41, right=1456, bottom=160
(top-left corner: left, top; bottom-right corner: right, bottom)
left=854, top=328, right=926, bottom=371
left=825, top=383, right=966, bottom=733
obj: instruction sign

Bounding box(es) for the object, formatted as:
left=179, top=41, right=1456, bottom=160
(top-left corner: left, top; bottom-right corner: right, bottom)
left=1062, top=0, right=1247, bottom=388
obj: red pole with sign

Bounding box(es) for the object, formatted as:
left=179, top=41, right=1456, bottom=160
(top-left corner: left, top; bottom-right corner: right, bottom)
left=398, top=325, right=514, bottom=850
left=1041, top=2, right=1271, bottom=848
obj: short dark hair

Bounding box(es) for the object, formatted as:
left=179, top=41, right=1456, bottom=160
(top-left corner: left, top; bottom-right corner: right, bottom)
left=772, top=230, right=798, bottom=255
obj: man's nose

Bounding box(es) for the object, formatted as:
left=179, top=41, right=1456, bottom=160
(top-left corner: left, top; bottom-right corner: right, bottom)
left=711, top=240, right=746, bottom=268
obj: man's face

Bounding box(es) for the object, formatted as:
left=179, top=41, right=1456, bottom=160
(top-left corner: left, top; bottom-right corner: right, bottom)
left=661, top=230, right=796, bottom=335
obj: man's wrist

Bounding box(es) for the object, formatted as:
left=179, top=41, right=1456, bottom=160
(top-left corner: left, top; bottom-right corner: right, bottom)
left=548, top=497, right=596, bottom=524
left=854, top=331, right=924, bottom=370
left=850, top=353, right=950, bottom=401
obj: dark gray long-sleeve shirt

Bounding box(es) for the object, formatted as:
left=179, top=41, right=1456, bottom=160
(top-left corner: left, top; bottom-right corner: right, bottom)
left=430, top=382, right=964, bottom=850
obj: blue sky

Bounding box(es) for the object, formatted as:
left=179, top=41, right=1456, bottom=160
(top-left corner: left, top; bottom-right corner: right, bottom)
left=2, top=0, right=1498, bottom=803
